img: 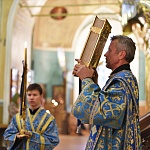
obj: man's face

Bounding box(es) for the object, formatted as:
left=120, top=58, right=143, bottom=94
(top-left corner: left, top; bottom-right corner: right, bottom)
left=104, top=40, right=120, bottom=71
left=27, top=90, right=42, bottom=110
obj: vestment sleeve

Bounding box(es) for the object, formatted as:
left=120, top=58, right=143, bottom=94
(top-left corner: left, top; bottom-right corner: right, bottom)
left=71, top=78, right=126, bottom=129
left=3, top=116, right=23, bottom=150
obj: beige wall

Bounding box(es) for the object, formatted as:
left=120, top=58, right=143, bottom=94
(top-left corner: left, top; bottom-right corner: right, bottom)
left=0, top=0, right=13, bottom=100
left=0, top=0, right=13, bottom=123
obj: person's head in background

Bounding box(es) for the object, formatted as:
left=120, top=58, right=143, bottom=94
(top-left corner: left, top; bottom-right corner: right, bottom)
left=27, top=83, right=43, bottom=110
left=12, top=93, right=20, bottom=107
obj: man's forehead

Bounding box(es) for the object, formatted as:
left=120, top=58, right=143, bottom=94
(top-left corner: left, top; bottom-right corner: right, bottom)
left=27, top=90, right=40, bottom=93
left=109, top=41, right=116, bottom=48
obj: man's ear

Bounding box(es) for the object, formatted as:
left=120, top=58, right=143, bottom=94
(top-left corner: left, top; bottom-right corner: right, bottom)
left=119, top=50, right=126, bottom=60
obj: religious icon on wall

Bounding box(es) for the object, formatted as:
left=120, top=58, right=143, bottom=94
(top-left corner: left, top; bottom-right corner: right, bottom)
left=52, top=85, right=65, bottom=106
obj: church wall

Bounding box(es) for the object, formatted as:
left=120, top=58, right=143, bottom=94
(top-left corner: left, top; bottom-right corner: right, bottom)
left=32, top=49, right=74, bottom=99
left=0, top=0, right=12, bottom=99
left=139, top=50, right=145, bottom=101
left=0, top=0, right=13, bottom=123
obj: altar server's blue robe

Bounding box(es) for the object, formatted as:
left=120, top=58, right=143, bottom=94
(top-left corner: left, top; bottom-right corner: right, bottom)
left=72, top=70, right=142, bottom=150
left=4, top=107, right=59, bottom=150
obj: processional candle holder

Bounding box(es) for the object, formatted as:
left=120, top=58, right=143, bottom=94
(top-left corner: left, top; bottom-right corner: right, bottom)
left=19, top=41, right=29, bottom=137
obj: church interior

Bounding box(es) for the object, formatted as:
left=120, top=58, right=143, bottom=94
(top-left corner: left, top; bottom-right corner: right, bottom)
left=0, top=0, right=150, bottom=149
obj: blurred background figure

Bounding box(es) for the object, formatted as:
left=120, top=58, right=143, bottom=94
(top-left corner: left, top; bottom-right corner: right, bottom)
left=41, top=98, right=46, bottom=109
left=8, top=93, right=20, bottom=123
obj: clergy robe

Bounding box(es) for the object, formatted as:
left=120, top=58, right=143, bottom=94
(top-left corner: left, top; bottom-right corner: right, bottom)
left=3, top=107, right=59, bottom=150
left=72, top=70, right=142, bottom=150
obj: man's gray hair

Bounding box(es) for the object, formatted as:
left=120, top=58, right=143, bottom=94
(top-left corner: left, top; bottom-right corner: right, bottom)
left=111, top=35, right=136, bottom=63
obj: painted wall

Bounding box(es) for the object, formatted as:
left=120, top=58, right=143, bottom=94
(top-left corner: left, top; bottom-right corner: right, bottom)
left=0, top=0, right=13, bottom=99
left=32, top=49, right=74, bottom=98
left=139, top=50, right=145, bottom=101
left=0, top=0, right=14, bottom=123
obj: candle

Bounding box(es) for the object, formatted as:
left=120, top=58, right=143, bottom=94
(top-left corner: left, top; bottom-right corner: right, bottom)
left=24, top=41, right=27, bottom=63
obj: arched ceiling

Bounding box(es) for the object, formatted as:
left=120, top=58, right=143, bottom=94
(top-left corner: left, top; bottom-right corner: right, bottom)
left=18, top=0, right=150, bottom=49
left=18, top=0, right=121, bottom=49
left=19, top=0, right=121, bottom=16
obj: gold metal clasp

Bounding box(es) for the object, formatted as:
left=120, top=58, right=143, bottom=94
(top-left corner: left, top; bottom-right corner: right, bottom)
left=90, top=26, right=102, bottom=34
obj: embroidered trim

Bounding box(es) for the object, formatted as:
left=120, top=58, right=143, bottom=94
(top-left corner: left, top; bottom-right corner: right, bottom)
left=31, top=107, right=42, bottom=122
left=89, top=99, right=99, bottom=125
left=92, top=126, right=103, bottom=150
left=41, top=115, right=54, bottom=134
left=40, top=136, right=45, bottom=150
left=26, top=139, right=30, bottom=150
left=36, top=113, right=47, bottom=134
left=27, top=109, right=35, bottom=132
left=16, top=113, right=22, bottom=132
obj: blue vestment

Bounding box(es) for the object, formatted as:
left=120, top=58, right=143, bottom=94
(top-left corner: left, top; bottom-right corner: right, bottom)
left=4, top=107, right=59, bottom=150
left=72, top=70, right=142, bottom=150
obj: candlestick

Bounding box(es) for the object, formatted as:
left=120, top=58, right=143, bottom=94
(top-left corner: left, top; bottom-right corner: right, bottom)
left=24, top=41, right=27, bottom=64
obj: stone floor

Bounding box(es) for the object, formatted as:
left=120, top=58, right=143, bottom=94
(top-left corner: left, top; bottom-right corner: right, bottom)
left=1, top=134, right=89, bottom=150
left=0, top=129, right=90, bottom=150
left=54, top=134, right=89, bottom=150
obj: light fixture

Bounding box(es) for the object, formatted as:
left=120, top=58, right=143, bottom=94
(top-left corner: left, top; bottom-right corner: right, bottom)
left=50, top=7, right=68, bottom=20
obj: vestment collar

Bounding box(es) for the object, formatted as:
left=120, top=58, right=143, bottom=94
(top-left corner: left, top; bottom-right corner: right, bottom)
left=111, top=64, right=131, bottom=75
left=29, top=107, right=40, bottom=115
